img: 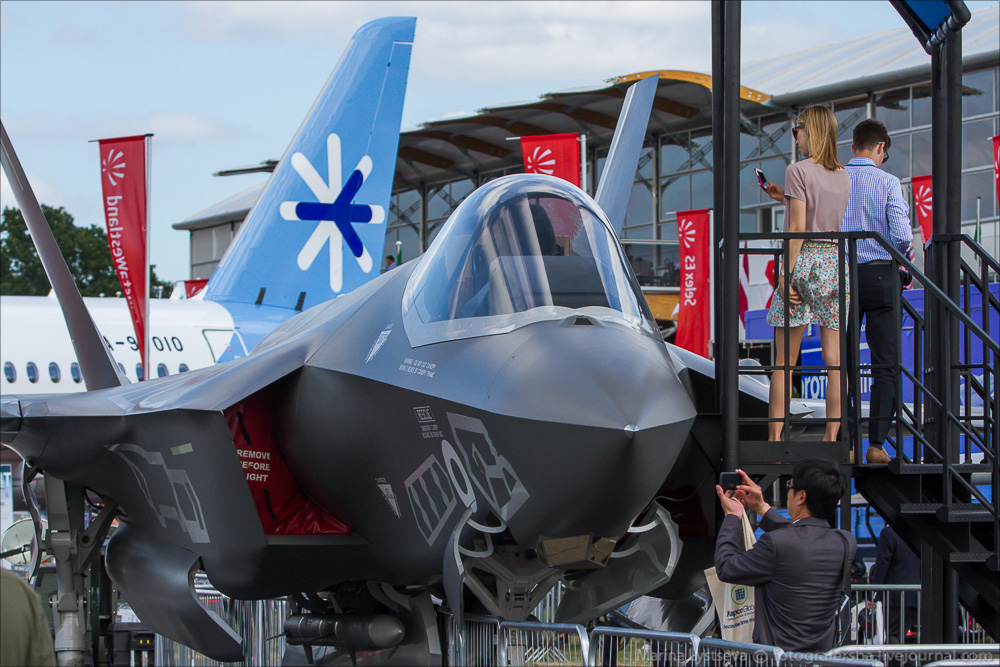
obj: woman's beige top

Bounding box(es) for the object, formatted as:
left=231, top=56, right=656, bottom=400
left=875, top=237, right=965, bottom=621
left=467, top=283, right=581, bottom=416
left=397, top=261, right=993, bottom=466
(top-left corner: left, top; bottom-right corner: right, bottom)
left=783, top=159, right=851, bottom=234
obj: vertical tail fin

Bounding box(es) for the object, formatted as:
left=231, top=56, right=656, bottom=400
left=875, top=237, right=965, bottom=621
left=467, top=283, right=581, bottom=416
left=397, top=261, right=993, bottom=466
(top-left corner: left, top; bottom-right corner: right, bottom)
left=594, top=74, right=659, bottom=236
left=202, top=17, right=415, bottom=311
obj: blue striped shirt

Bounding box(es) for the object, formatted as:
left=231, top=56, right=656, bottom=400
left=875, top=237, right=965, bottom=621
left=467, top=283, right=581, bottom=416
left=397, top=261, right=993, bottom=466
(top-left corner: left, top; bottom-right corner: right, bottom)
left=842, top=157, right=913, bottom=263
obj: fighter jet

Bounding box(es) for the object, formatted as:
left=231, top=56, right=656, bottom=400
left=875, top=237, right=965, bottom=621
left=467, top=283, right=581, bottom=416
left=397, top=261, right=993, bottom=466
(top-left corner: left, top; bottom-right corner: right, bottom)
left=1, top=26, right=798, bottom=659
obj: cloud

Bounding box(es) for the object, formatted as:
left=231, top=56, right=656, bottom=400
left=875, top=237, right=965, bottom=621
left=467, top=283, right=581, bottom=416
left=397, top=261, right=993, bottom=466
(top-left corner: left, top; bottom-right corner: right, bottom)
left=147, top=114, right=233, bottom=142
left=178, top=1, right=712, bottom=87
left=2, top=112, right=233, bottom=146
left=50, top=24, right=99, bottom=48
left=179, top=0, right=373, bottom=40
left=0, top=169, right=66, bottom=213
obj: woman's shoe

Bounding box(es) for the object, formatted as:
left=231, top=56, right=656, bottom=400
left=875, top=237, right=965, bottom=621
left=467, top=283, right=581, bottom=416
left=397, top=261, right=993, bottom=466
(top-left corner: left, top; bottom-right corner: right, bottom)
left=865, top=446, right=891, bottom=464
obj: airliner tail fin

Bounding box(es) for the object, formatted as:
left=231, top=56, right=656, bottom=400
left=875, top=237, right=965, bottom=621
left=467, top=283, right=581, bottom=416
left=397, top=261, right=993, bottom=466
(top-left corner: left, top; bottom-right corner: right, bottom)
left=202, top=17, right=415, bottom=311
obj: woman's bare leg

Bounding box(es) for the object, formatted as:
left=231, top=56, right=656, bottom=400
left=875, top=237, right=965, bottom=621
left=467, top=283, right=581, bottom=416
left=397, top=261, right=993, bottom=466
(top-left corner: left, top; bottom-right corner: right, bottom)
left=769, top=324, right=807, bottom=441
left=820, top=326, right=842, bottom=441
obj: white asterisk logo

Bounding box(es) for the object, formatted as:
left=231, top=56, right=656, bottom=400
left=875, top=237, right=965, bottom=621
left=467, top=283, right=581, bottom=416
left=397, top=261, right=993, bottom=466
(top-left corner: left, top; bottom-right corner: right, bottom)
left=102, top=149, right=126, bottom=186
left=914, top=182, right=932, bottom=220
left=678, top=217, right=697, bottom=249
left=280, top=133, right=385, bottom=292
left=525, top=146, right=556, bottom=175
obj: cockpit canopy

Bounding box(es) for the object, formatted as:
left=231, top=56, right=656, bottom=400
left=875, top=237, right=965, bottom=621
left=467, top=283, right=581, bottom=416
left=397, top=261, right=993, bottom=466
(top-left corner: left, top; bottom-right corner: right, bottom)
left=403, top=175, right=658, bottom=347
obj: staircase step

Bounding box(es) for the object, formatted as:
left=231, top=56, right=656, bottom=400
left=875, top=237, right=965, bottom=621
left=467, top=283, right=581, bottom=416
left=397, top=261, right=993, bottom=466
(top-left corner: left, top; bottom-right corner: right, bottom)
left=737, top=440, right=849, bottom=467
left=936, top=504, right=995, bottom=522
left=900, top=503, right=943, bottom=514
left=888, top=461, right=992, bottom=475
left=949, top=551, right=996, bottom=564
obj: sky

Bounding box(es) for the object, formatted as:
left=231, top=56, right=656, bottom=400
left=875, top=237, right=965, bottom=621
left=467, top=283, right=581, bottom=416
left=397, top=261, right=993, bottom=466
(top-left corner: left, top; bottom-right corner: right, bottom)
left=2, top=0, right=998, bottom=284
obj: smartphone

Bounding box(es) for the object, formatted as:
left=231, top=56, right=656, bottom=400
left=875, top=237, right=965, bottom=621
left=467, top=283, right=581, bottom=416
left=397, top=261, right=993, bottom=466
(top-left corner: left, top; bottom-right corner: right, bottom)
left=754, top=167, right=770, bottom=192
left=720, top=472, right=740, bottom=491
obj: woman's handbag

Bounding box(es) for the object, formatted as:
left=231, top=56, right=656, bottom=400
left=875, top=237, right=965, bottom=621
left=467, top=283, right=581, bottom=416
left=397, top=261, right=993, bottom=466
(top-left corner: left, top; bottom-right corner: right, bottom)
left=704, top=512, right=756, bottom=641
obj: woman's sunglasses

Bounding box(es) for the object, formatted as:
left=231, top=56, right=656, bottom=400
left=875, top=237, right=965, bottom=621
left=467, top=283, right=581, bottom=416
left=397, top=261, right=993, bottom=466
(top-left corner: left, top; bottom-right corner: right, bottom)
left=792, top=123, right=805, bottom=138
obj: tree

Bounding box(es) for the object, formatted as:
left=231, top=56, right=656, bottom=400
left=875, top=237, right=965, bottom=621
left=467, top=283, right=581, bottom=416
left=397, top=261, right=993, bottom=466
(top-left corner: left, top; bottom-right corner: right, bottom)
left=0, top=205, right=172, bottom=297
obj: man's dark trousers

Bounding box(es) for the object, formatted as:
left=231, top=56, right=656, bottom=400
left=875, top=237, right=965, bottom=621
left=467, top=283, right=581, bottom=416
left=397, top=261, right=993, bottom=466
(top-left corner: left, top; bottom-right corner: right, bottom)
left=848, top=262, right=899, bottom=446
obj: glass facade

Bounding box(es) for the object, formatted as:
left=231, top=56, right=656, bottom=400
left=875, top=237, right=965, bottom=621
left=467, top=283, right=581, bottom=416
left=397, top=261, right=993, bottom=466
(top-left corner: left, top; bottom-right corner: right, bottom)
left=383, top=65, right=999, bottom=279
left=188, top=65, right=998, bottom=284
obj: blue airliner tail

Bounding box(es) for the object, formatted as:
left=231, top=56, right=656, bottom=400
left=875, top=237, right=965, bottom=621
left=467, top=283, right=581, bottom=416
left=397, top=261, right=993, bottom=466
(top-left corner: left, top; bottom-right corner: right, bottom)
left=202, top=17, right=415, bottom=312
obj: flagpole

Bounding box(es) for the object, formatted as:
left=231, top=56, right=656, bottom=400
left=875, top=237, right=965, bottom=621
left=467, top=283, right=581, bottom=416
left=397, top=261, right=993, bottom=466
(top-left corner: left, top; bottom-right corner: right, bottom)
left=144, top=134, right=152, bottom=380
left=709, top=209, right=716, bottom=356
left=580, top=134, right=587, bottom=193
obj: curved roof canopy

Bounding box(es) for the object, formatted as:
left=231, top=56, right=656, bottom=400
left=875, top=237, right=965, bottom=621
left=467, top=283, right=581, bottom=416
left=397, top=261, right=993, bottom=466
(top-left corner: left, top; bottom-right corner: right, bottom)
left=394, top=71, right=772, bottom=189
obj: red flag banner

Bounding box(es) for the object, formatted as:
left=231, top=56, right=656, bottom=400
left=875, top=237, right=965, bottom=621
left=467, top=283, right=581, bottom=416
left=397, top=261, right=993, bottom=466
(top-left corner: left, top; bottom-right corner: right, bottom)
left=675, top=208, right=712, bottom=357
left=520, top=133, right=580, bottom=187
left=993, top=135, right=999, bottom=203
left=98, top=135, right=148, bottom=370
left=912, top=174, right=933, bottom=248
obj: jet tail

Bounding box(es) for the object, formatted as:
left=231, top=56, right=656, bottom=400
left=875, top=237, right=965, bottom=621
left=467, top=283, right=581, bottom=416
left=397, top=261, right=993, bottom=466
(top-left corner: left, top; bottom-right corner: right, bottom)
left=594, top=74, right=659, bottom=236
left=202, top=17, right=415, bottom=312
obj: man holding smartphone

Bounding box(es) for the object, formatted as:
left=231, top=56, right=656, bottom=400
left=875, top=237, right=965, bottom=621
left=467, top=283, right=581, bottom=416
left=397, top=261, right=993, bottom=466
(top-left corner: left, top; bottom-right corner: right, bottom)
left=715, top=463, right=855, bottom=651
left=842, top=119, right=914, bottom=464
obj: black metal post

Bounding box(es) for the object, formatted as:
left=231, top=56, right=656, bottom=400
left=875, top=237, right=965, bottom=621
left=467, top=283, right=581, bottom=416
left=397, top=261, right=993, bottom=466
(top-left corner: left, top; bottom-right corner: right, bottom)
left=712, top=0, right=725, bottom=419
left=942, top=28, right=964, bottom=643
left=929, top=44, right=947, bottom=463
left=921, top=541, right=945, bottom=642
left=723, top=1, right=741, bottom=472
left=712, top=0, right=741, bottom=471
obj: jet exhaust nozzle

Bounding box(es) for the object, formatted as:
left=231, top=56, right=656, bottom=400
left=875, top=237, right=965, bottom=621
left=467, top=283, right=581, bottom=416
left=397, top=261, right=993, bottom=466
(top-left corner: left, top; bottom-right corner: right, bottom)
left=283, top=613, right=405, bottom=649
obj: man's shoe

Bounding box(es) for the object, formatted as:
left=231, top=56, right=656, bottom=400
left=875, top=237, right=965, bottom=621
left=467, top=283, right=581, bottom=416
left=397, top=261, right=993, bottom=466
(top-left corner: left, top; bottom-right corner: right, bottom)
left=866, top=446, right=891, bottom=464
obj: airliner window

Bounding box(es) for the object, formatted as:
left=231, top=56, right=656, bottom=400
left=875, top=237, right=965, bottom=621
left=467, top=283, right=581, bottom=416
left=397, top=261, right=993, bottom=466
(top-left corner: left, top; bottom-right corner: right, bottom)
left=117, top=363, right=126, bottom=376
left=157, top=363, right=169, bottom=378
left=70, top=362, right=82, bottom=383
left=178, top=363, right=190, bottom=373
left=49, top=362, right=61, bottom=383
left=26, top=362, right=38, bottom=384
left=3, top=362, right=15, bottom=383
left=136, top=363, right=144, bottom=381
left=403, top=175, right=656, bottom=347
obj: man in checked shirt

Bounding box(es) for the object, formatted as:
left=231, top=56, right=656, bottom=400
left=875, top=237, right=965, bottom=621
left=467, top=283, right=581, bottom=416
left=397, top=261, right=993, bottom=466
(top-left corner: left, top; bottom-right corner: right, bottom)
left=843, top=119, right=914, bottom=464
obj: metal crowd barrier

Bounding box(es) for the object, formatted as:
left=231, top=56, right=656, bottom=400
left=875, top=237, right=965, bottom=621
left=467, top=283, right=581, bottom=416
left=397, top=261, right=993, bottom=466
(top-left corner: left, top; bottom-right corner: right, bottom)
left=531, top=582, right=564, bottom=624
left=588, top=628, right=699, bottom=667
left=154, top=576, right=288, bottom=666
left=446, top=613, right=503, bottom=667
left=849, top=584, right=921, bottom=645
left=781, top=653, right=884, bottom=667
left=848, top=584, right=994, bottom=644
left=499, top=621, right=590, bottom=666
left=697, top=637, right=782, bottom=667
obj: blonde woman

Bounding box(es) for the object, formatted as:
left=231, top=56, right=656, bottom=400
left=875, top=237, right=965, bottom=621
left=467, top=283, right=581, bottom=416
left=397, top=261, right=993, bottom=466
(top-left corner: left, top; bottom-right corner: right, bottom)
left=765, top=106, right=850, bottom=441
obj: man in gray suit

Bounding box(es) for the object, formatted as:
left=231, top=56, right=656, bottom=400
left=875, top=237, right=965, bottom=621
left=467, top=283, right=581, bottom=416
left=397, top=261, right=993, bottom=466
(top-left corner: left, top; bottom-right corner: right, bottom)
left=715, top=458, right=856, bottom=651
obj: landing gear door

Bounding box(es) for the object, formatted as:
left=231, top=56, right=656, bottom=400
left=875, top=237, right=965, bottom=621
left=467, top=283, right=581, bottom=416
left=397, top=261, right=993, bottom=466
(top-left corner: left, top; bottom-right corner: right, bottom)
left=202, top=329, right=248, bottom=363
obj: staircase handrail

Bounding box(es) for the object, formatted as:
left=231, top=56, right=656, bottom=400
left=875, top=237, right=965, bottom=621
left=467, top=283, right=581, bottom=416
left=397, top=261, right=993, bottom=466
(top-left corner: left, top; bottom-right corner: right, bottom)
left=741, top=230, right=998, bottom=356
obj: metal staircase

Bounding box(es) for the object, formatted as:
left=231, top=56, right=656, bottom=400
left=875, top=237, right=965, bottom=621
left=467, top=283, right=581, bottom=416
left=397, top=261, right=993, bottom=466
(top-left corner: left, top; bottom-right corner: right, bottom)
left=732, top=231, right=998, bottom=640
left=853, top=233, right=998, bottom=640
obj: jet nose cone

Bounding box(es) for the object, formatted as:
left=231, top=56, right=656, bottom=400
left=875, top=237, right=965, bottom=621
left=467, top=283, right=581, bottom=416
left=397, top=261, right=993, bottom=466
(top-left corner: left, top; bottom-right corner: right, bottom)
left=483, top=318, right=695, bottom=431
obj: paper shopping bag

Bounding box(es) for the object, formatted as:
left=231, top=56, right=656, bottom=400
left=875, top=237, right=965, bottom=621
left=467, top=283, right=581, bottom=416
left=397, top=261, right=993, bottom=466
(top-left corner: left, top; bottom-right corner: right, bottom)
left=704, top=512, right=756, bottom=642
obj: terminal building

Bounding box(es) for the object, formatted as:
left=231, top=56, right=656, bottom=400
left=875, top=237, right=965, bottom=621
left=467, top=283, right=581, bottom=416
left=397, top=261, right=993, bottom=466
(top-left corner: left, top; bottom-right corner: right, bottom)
left=175, top=6, right=999, bottom=318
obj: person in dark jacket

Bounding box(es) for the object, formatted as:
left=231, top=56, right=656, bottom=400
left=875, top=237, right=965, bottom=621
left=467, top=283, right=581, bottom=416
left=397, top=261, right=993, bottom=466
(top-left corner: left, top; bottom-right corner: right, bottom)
left=715, top=459, right=856, bottom=652
left=871, top=525, right=919, bottom=643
